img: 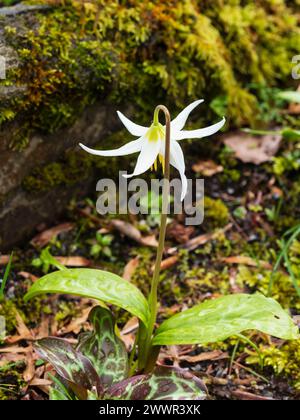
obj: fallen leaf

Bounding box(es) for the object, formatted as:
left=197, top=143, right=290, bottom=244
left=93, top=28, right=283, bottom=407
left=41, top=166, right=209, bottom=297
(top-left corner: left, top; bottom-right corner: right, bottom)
left=57, top=306, right=93, bottom=335
left=29, top=378, right=52, bottom=387
left=18, top=271, right=39, bottom=282
left=30, top=223, right=74, bottom=248
left=36, top=316, right=50, bottom=339
left=139, top=235, right=158, bottom=247
left=111, top=219, right=157, bottom=247
left=23, top=350, right=35, bottom=382
left=121, top=317, right=139, bottom=335
left=224, top=132, right=281, bottom=164
left=120, top=317, right=138, bottom=351
left=231, top=390, right=273, bottom=400
left=220, top=255, right=272, bottom=269
left=153, top=255, right=179, bottom=272
left=179, top=224, right=232, bottom=252
left=180, top=350, right=228, bottom=363
left=55, top=256, right=91, bottom=267
left=15, top=310, right=33, bottom=340
left=0, top=255, right=15, bottom=265
left=123, top=257, right=139, bottom=281
left=192, top=160, right=223, bottom=176
left=0, top=346, right=32, bottom=354
left=0, top=354, right=27, bottom=365
left=167, top=222, right=195, bottom=244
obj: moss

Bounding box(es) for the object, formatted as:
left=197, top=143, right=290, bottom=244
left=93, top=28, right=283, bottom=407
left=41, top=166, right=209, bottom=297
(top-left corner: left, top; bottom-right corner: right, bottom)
left=246, top=340, right=300, bottom=390
left=236, top=265, right=300, bottom=311
left=22, top=131, right=126, bottom=193
left=1, top=0, right=300, bottom=149
left=0, top=362, right=25, bottom=400
left=0, top=300, right=18, bottom=333
left=204, top=196, right=230, bottom=228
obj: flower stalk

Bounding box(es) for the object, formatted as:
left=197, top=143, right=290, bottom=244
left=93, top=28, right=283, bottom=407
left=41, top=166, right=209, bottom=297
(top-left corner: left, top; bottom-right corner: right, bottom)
left=143, top=105, right=171, bottom=370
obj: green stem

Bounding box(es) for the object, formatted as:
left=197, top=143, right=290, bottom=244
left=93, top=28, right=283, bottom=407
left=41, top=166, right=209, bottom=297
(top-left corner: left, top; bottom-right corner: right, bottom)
left=141, top=105, right=171, bottom=370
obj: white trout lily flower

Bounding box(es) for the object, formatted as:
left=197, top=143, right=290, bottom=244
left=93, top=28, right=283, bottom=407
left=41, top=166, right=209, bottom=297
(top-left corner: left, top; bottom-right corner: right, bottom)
left=79, top=100, right=225, bottom=200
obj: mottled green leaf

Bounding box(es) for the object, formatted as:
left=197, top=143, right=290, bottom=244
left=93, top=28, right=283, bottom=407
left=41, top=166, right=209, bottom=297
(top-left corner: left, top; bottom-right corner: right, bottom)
left=153, top=294, right=299, bottom=346
left=77, top=306, right=128, bottom=388
left=107, top=367, right=207, bottom=400
left=25, top=268, right=150, bottom=326
left=49, top=387, right=69, bottom=400
left=34, top=337, right=102, bottom=399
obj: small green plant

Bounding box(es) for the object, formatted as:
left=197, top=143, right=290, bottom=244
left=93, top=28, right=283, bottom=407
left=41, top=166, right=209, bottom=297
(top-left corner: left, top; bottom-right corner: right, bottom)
left=31, top=247, right=65, bottom=274
left=269, top=224, right=300, bottom=298
left=0, top=253, right=13, bottom=302
left=25, top=103, right=299, bottom=400
left=87, top=232, right=113, bottom=259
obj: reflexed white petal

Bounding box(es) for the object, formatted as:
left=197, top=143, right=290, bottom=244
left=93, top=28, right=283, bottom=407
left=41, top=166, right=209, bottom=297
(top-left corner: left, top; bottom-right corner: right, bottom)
left=169, top=141, right=188, bottom=201
left=79, top=138, right=143, bottom=157
left=171, top=99, right=204, bottom=132
left=174, top=117, right=226, bottom=141
left=117, top=111, right=148, bottom=137
left=123, top=138, right=161, bottom=178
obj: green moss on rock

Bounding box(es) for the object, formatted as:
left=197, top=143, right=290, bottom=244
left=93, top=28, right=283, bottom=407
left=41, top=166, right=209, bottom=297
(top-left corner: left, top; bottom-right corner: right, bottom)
left=1, top=0, right=300, bottom=149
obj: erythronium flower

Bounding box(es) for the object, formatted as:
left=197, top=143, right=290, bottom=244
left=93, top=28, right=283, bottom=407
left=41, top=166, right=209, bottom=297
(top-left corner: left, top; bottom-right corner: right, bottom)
left=79, top=100, right=225, bottom=200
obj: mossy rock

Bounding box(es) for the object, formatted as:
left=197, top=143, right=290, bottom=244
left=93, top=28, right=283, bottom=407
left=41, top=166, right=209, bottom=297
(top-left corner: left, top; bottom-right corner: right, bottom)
left=0, top=1, right=299, bottom=249
left=1, top=0, right=300, bottom=141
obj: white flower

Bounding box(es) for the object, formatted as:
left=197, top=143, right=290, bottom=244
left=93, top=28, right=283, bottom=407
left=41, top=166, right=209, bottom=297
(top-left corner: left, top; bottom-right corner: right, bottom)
left=79, top=100, right=225, bottom=200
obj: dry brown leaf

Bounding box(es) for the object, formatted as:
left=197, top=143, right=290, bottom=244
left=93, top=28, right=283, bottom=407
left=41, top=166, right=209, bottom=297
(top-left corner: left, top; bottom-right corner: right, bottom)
left=36, top=316, right=50, bottom=339
left=111, top=219, right=157, bottom=247
left=29, top=378, right=52, bottom=387
left=15, top=310, right=33, bottom=339
left=0, top=345, right=32, bottom=354
left=123, top=257, right=139, bottom=281
left=139, top=235, right=158, bottom=247
left=231, top=390, right=273, bottom=400
left=57, top=306, right=92, bottom=335
left=153, top=255, right=179, bottom=272
left=180, top=350, right=228, bottom=363
left=120, top=317, right=138, bottom=351
left=182, top=224, right=232, bottom=252
left=30, top=222, right=74, bottom=248
left=23, top=350, right=35, bottom=382
left=121, top=317, right=139, bottom=335
left=0, top=354, right=27, bottom=365
left=18, top=271, right=39, bottom=283
left=220, top=255, right=272, bottom=269
left=55, top=256, right=91, bottom=267
left=18, top=271, right=39, bottom=282
left=192, top=160, right=223, bottom=176
left=0, top=255, right=15, bottom=265
left=167, top=222, right=195, bottom=244
left=224, top=132, right=281, bottom=164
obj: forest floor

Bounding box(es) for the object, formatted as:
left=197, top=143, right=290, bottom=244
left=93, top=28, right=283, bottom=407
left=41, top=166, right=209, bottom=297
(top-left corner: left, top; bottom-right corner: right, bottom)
left=1, top=94, right=300, bottom=400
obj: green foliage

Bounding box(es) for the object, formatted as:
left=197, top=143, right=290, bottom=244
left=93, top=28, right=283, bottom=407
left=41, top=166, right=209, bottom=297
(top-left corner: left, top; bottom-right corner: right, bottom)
left=35, top=337, right=103, bottom=399
left=2, top=0, right=300, bottom=149
left=31, top=247, right=66, bottom=273
left=77, top=307, right=128, bottom=388
left=153, top=294, right=299, bottom=346
left=0, top=253, right=13, bottom=300
left=36, top=306, right=207, bottom=400
left=24, top=268, right=150, bottom=327
left=107, top=366, right=206, bottom=400
left=87, top=232, right=113, bottom=259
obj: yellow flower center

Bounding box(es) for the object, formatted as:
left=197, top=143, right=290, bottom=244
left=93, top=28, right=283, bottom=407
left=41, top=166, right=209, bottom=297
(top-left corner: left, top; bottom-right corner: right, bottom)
left=146, top=123, right=165, bottom=172
left=146, top=122, right=165, bottom=142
